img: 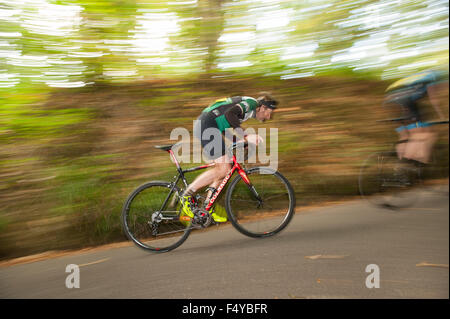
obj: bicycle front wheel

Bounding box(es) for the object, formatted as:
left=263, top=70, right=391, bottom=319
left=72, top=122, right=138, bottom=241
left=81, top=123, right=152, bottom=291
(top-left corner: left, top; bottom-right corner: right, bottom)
left=225, top=167, right=296, bottom=238
left=358, top=152, right=421, bottom=209
left=121, top=181, right=191, bottom=252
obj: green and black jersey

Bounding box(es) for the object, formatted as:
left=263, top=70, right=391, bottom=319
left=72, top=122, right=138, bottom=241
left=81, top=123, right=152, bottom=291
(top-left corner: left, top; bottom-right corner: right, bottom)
left=201, top=96, right=259, bottom=132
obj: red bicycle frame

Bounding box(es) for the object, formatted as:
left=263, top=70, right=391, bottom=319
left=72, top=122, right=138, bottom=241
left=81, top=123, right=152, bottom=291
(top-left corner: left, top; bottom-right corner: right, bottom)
left=204, top=155, right=251, bottom=211
left=166, top=147, right=253, bottom=212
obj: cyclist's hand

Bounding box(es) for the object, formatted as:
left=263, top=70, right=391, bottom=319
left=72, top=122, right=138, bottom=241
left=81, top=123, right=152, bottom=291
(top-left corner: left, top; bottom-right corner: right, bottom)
left=245, top=134, right=264, bottom=145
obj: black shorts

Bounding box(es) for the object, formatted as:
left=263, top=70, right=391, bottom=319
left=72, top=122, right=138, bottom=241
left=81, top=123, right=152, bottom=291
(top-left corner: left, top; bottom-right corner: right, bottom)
left=194, top=112, right=227, bottom=160
left=386, top=88, right=425, bottom=122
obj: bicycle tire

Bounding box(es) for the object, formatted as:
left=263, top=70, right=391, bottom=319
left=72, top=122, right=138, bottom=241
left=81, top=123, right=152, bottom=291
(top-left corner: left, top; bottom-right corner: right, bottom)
left=225, top=167, right=296, bottom=238
left=121, top=181, right=191, bottom=252
left=358, top=151, right=421, bottom=209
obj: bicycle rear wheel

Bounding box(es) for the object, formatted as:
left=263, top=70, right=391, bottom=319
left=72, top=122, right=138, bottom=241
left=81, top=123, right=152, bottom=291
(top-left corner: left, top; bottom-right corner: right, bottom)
left=121, top=181, right=191, bottom=252
left=225, top=167, right=295, bottom=238
left=358, top=152, right=421, bottom=209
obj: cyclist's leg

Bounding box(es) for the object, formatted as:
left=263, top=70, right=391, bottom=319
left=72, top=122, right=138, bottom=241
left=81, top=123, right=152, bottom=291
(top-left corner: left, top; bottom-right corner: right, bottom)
left=389, top=93, right=414, bottom=160
left=185, top=155, right=232, bottom=195
left=395, top=97, right=435, bottom=164
left=184, top=114, right=230, bottom=200
left=182, top=147, right=231, bottom=222
left=396, top=128, right=409, bottom=160
left=404, top=126, right=437, bottom=164
left=204, top=155, right=233, bottom=199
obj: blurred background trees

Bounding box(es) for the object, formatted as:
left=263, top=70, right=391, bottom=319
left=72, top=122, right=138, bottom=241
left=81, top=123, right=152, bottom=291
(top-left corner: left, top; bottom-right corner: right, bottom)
left=1, top=0, right=448, bottom=88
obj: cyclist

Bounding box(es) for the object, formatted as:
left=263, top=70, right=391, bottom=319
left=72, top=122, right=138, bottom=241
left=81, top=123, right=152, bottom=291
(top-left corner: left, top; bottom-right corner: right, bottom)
left=384, top=69, right=447, bottom=167
left=181, top=93, right=278, bottom=223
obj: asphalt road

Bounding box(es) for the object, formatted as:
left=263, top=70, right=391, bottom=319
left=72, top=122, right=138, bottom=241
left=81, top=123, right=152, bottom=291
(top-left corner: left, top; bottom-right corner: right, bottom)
left=1, top=185, right=448, bottom=299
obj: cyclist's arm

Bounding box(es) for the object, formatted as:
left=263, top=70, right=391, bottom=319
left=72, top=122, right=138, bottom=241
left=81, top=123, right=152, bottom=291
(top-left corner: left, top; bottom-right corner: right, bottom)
left=224, top=104, right=247, bottom=140
left=224, top=104, right=244, bottom=129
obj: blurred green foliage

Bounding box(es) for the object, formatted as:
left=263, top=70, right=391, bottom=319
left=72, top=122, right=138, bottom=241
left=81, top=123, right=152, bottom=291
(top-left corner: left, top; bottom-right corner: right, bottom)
left=0, top=0, right=448, bottom=90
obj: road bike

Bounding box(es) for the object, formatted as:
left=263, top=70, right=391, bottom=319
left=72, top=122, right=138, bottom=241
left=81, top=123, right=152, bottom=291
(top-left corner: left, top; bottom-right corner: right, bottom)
left=121, top=142, right=296, bottom=252
left=358, top=118, right=448, bottom=209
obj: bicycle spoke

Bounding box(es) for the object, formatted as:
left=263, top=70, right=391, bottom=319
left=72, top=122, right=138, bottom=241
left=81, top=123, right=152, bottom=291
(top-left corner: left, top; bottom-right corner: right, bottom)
left=155, top=227, right=189, bottom=236
left=133, top=223, right=151, bottom=238
left=263, top=193, right=289, bottom=201
left=230, top=198, right=260, bottom=204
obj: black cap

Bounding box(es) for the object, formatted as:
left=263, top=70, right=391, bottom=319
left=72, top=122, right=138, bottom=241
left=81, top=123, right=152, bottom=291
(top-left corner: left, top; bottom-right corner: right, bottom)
left=257, top=92, right=278, bottom=109
left=260, top=99, right=278, bottom=109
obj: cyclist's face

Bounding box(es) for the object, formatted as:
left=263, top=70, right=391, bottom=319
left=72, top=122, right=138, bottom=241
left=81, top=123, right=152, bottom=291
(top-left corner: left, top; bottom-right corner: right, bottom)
left=256, top=106, right=273, bottom=122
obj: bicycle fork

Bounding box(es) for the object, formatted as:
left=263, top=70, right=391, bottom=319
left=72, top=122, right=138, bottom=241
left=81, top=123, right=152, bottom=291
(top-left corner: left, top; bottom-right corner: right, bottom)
left=238, top=169, right=264, bottom=207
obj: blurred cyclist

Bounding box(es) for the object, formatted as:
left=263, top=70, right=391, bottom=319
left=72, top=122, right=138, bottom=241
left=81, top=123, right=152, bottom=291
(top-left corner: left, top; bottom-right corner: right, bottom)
left=181, top=93, right=278, bottom=223
left=384, top=70, right=448, bottom=167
